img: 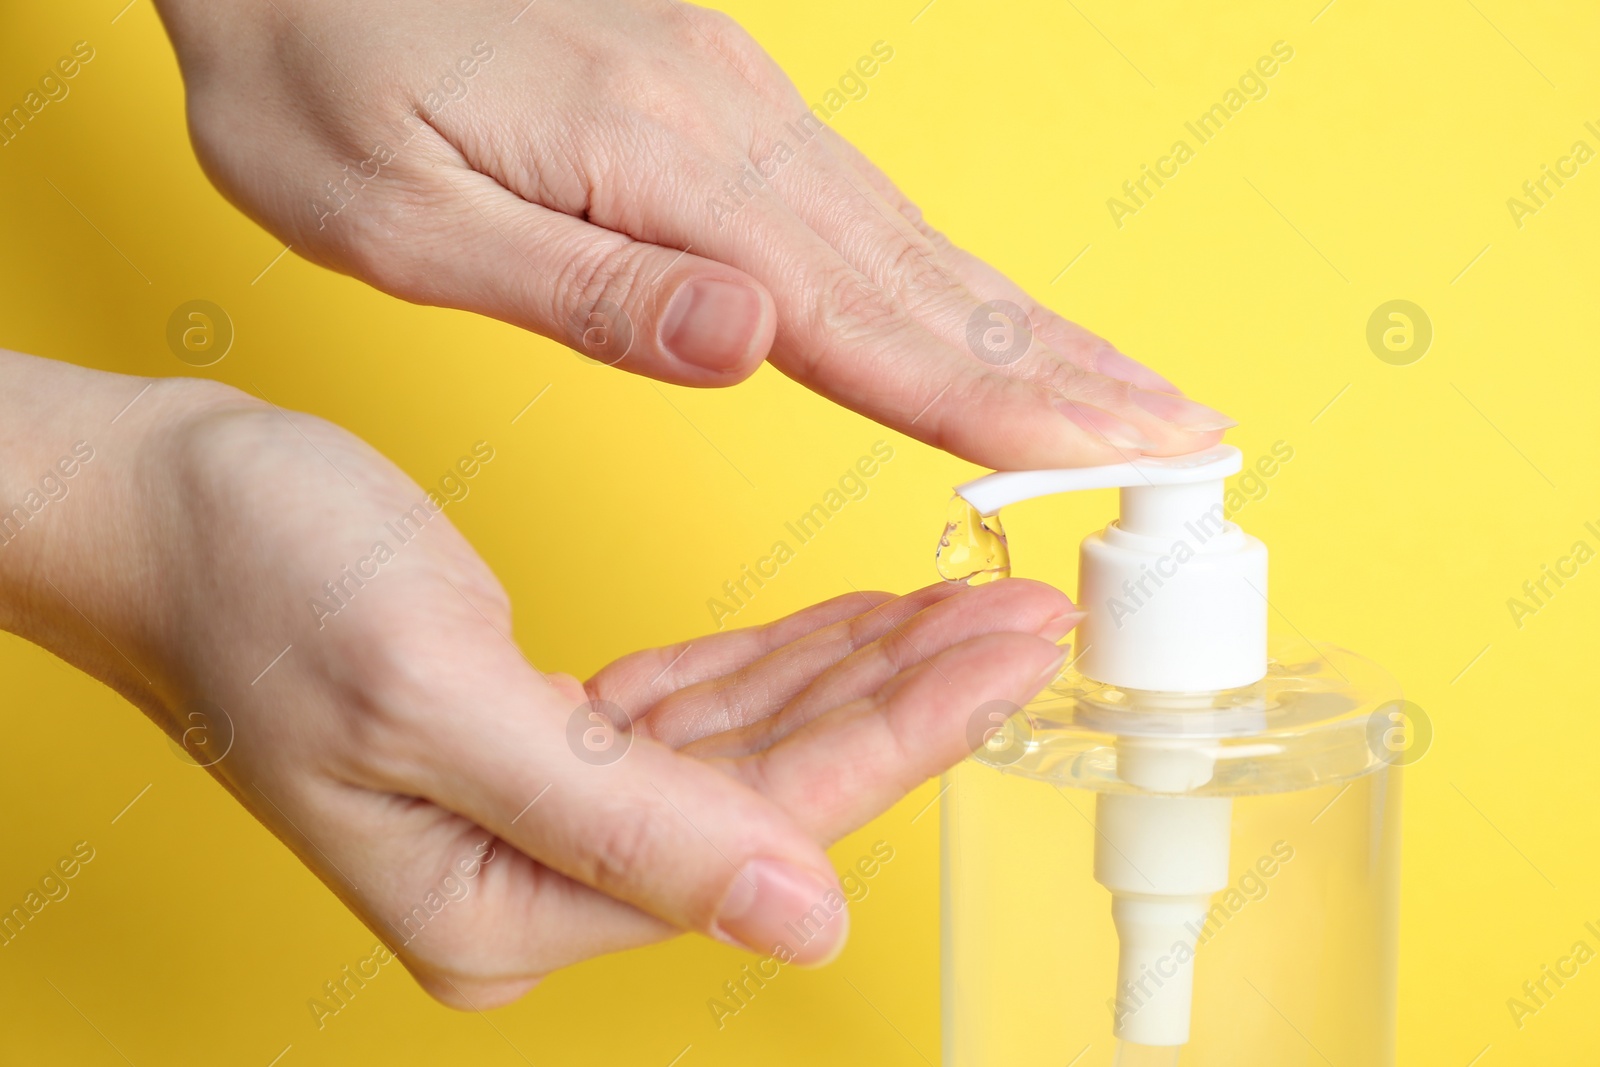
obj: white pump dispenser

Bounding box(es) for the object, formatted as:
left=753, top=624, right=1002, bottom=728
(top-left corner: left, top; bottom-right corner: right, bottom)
left=957, top=444, right=1266, bottom=693
left=955, top=444, right=1269, bottom=1051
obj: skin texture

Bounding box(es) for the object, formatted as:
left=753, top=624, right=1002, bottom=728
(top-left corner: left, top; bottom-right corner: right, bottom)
left=0, top=351, right=1080, bottom=1008
left=151, top=0, right=1235, bottom=471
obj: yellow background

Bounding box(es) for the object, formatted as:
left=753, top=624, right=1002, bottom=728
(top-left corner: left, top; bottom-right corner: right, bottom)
left=2, top=0, right=1596, bottom=1063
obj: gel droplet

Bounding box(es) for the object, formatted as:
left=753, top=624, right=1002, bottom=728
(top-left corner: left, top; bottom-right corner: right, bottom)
left=935, top=495, right=1011, bottom=585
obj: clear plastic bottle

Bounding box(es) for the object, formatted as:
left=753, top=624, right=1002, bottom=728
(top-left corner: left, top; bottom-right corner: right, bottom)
left=940, top=644, right=1403, bottom=1066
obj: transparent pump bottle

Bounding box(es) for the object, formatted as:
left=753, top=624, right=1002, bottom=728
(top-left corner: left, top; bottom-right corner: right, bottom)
left=938, top=445, right=1402, bottom=1067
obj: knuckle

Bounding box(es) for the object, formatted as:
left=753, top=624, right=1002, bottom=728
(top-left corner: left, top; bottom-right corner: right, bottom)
left=678, top=6, right=792, bottom=102
left=682, top=7, right=751, bottom=56
left=816, top=269, right=911, bottom=343
left=687, top=6, right=744, bottom=39
left=894, top=196, right=928, bottom=231
left=603, top=65, right=748, bottom=159
left=555, top=240, right=648, bottom=360
left=882, top=238, right=956, bottom=301
left=877, top=625, right=923, bottom=675
left=581, top=805, right=668, bottom=894
left=606, top=56, right=698, bottom=121
left=450, top=567, right=514, bottom=627
left=908, top=212, right=953, bottom=254
left=1030, top=355, right=1121, bottom=403
left=558, top=239, right=643, bottom=321
left=840, top=604, right=888, bottom=656
left=1040, top=318, right=1117, bottom=369
left=706, top=18, right=770, bottom=70
left=889, top=195, right=952, bottom=253
left=842, top=612, right=921, bottom=687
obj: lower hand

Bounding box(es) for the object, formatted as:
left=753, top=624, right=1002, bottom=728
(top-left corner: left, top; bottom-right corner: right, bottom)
left=0, top=353, right=1079, bottom=1006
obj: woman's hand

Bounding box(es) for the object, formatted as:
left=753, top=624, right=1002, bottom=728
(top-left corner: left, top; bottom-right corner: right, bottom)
left=153, top=0, right=1233, bottom=471
left=0, top=352, right=1078, bottom=1008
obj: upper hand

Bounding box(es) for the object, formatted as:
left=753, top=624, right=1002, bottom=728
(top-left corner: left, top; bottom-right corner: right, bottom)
left=155, top=0, right=1234, bottom=470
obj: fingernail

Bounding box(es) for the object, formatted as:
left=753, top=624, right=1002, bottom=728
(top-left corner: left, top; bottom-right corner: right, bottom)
left=660, top=278, right=766, bottom=372
left=1128, top=387, right=1237, bottom=431
left=1055, top=400, right=1156, bottom=450
left=1036, top=608, right=1087, bottom=643
left=1096, top=348, right=1183, bottom=395
left=712, top=860, right=849, bottom=967
left=1030, top=648, right=1069, bottom=694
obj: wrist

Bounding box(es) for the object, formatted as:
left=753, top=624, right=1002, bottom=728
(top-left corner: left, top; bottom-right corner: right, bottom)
left=0, top=352, right=260, bottom=718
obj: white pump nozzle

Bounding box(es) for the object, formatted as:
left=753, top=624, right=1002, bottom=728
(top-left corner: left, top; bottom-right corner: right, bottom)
left=956, top=444, right=1266, bottom=692
left=955, top=443, right=1241, bottom=522
left=956, top=444, right=1270, bottom=1049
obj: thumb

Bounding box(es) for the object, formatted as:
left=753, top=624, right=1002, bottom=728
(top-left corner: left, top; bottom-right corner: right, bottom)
left=334, top=160, right=776, bottom=386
